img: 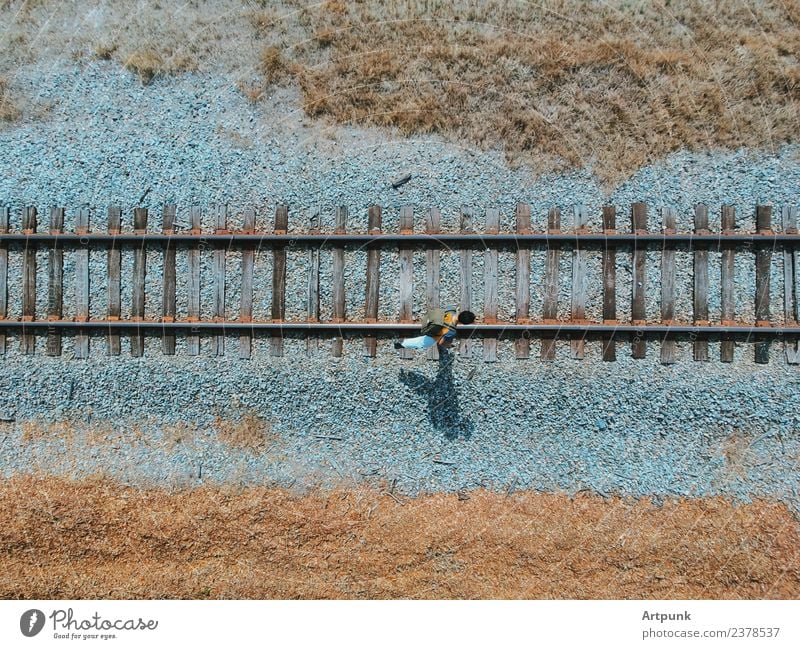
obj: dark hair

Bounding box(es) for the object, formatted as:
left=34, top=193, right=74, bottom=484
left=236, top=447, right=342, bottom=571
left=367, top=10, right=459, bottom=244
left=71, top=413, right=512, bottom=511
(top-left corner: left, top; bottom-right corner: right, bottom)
left=457, top=310, right=476, bottom=325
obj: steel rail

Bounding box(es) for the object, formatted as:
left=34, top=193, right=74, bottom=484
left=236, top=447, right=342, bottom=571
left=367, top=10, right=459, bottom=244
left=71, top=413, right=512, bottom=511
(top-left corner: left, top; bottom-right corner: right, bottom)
left=0, top=232, right=797, bottom=246
left=0, top=320, right=797, bottom=336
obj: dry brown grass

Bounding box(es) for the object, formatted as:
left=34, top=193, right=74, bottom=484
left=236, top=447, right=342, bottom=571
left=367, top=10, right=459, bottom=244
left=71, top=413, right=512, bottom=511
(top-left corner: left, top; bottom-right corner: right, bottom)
left=123, top=47, right=198, bottom=85
left=268, top=0, right=800, bottom=183
left=1, top=475, right=797, bottom=599
left=0, top=76, right=20, bottom=122
left=93, top=42, right=117, bottom=61
left=214, top=415, right=276, bottom=452
left=236, top=79, right=267, bottom=103
left=123, top=49, right=164, bottom=84
left=260, top=45, right=290, bottom=84
left=0, top=1, right=227, bottom=81
left=250, top=8, right=278, bottom=36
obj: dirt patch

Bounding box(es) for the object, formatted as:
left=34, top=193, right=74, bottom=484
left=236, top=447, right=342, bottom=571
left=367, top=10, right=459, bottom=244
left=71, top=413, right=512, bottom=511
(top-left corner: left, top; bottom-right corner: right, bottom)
left=161, top=422, right=197, bottom=453
left=0, top=475, right=797, bottom=599
left=19, top=419, right=82, bottom=445
left=9, top=416, right=282, bottom=455
left=214, top=415, right=278, bottom=453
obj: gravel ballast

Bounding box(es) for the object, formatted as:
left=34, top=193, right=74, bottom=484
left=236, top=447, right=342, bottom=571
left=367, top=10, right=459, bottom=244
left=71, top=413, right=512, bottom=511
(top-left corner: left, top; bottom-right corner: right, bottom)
left=0, top=349, right=797, bottom=512
left=0, top=62, right=798, bottom=510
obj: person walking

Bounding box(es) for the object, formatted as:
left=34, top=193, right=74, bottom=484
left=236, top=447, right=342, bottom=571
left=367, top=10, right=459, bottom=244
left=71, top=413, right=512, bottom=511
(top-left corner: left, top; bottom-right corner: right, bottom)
left=394, top=305, right=476, bottom=351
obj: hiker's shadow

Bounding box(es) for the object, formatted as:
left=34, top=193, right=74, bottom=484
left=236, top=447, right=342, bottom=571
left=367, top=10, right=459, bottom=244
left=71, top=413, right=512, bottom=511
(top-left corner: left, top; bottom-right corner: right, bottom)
left=399, top=349, right=475, bottom=440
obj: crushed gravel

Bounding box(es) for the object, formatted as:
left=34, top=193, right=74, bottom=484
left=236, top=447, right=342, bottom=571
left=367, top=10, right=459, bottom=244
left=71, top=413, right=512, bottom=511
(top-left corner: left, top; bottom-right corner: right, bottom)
left=1, top=62, right=799, bottom=510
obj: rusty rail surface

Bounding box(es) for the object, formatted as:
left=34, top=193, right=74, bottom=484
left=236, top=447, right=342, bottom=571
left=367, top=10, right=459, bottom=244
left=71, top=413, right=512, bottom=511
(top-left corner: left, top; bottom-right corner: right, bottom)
left=0, top=319, right=797, bottom=335
left=0, top=232, right=797, bottom=245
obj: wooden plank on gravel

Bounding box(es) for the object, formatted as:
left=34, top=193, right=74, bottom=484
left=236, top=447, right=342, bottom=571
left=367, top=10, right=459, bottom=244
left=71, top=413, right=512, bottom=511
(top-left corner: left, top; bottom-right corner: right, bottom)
left=364, top=205, right=382, bottom=358
left=693, top=204, right=709, bottom=362
left=631, top=202, right=647, bottom=359
left=131, top=207, right=148, bottom=357
left=187, top=206, right=202, bottom=356
left=398, top=205, right=414, bottom=360
left=459, top=207, right=473, bottom=358
left=213, top=204, right=229, bottom=357
left=660, top=206, right=677, bottom=365
left=515, top=203, right=531, bottom=359
left=0, top=207, right=7, bottom=355
left=541, top=207, right=560, bottom=361
left=425, top=207, right=440, bottom=361
left=46, top=207, right=64, bottom=357
left=754, top=205, right=773, bottom=364
left=271, top=204, right=288, bottom=357
left=306, top=208, right=320, bottom=357
left=570, top=204, right=588, bottom=359
left=239, top=207, right=256, bottom=359
left=107, top=206, right=122, bottom=356
left=601, top=205, right=616, bottom=361
left=483, top=207, right=499, bottom=362
left=161, top=204, right=177, bottom=356
left=75, top=208, right=90, bottom=359
left=21, top=206, right=37, bottom=355
left=782, top=206, right=799, bottom=364
left=332, top=205, right=347, bottom=357
left=720, top=205, right=736, bottom=362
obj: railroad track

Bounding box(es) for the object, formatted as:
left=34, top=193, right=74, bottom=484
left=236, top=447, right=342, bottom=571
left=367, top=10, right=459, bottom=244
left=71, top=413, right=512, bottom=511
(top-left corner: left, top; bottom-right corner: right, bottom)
left=0, top=202, right=797, bottom=364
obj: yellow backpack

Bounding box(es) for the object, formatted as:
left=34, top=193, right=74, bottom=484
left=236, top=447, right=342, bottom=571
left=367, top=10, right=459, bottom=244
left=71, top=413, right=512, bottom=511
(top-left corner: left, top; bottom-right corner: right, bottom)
left=420, top=308, right=457, bottom=338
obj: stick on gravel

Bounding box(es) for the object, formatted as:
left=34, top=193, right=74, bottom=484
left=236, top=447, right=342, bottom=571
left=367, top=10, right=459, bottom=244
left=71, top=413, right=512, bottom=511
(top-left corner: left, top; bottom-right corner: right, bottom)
left=391, top=173, right=412, bottom=189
